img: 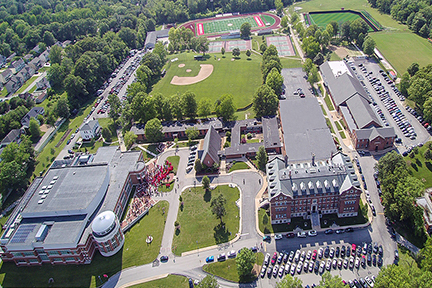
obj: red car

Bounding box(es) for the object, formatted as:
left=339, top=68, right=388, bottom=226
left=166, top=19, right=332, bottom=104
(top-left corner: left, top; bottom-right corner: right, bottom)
left=312, top=250, right=317, bottom=261
left=352, top=244, right=357, bottom=254
left=271, top=252, right=278, bottom=265
left=286, top=233, right=295, bottom=238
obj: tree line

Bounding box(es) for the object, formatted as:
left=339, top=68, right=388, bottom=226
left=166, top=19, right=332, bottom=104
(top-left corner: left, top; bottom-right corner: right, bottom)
left=368, top=0, right=432, bottom=38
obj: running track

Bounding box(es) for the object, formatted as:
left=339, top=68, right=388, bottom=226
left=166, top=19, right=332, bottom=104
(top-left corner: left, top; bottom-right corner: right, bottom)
left=179, top=12, right=281, bottom=38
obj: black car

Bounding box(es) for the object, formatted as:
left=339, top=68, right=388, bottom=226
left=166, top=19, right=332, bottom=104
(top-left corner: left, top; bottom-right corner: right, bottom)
left=314, top=261, right=320, bottom=273
left=367, top=253, right=372, bottom=265
left=160, top=255, right=169, bottom=262
left=189, top=278, right=194, bottom=288
left=353, top=279, right=362, bottom=288
left=378, top=255, right=383, bottom=266
left=324, top=246, right=330, bottom=258
left=372, top=254, right=377, bottom=266
left=335, top=247, right=340, bottom=258
left=345, top=228, right=354, bottom=232
left=324, top=229, right=334, bottom=234
left=346, top=246, right=351, bottom=257
left=341, top=246, right=346, bottom=257
left=378, top=245, right=383, bottom=256
left=250, top=246, right=258, bottom=253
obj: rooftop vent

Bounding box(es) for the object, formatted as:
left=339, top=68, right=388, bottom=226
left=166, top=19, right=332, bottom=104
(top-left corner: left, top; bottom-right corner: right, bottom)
left=324, top=180, right=330, bottom=189
left=38, top=190, right=44, bottom=195
left=308, top=181, right=314, bottom=190
left=49, top=180, right=56, bottom=185
left=53, top=176, right=59, bottom=180
left=300, top=182, right=306, bottom=192
left=316, top=181, right=322, bottom=189
left=292, top=183, right=298, bottom=192
left=38, top=200, right=44, bottom=204
left=332, top=179, right=339, bottom=188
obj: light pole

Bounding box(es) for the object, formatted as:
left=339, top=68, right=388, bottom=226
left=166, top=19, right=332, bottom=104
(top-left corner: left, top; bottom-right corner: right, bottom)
left=197, top=240, right=199, bottom=256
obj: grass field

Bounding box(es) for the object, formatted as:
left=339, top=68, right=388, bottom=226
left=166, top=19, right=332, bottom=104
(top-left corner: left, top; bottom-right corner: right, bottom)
left=203, top=252, right=264, bottom=283
left=296, top=0, right=432, bottom=74
left=0, top=201, right=169, bottom=288
left=172, top=185, right=239, bottom=255
left=152, top=52, right=262, bottom=109
left=405, top=142, right=432, bottom=188
left=258, top=209, right=311, bottom=233
left=129, top=275, right=189, bottom=288
left=310, top=12, right=373, bottom=31
left=229, top=161, right=250, bottom=172
left=202, top=16, right=260, bottom=35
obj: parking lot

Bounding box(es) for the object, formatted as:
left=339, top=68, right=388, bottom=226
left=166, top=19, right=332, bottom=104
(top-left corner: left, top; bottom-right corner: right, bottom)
left=349, top=58, right=431, bottom=152
left=281, top=68, right=314, bottom=99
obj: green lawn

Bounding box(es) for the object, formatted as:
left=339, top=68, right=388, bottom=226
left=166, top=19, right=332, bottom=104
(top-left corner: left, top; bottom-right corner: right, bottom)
left=152, top=52, right=262, bottom=109
left=14, top=75, right=38, bottom=95
left=1, top=88, right=8, bottom=97
left=405, top=142, right=432, bottom=188
left=203, top=252, right=264, bottom=283
left=28, top=85, right=37, bottom=93
left=229, top=161, right=250, bottom=172
left=320, top=104, right=327, bottom=116
left=310, top=12, right=372, bottom=31
left=75, top=138, right=117, bottom=154
left=325, top=118, right=335, bottom=134
left=324, top=94, right=335, bottom=111
left=335, top=121, right=342, bottom=131
left=129, top=275, right=189, bottom=288
left=330, top=52, right=342, bottom=61
left=166, top=156, right=180, bottom=174
left=296, top=0, right=432, bottom=75
left=258, top=209, right=311, bottom=234
left=320, top=210, right=368, bottom=228
left=279, top=57, right=303, bottom=68
left=172, top=185, right=240, bottom=255
left=0, top=201, right=169, bottom=288
left=339, top=130, right=346, bottom=139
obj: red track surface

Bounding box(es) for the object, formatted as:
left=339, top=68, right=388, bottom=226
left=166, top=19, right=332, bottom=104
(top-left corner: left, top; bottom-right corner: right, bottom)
left=179, top=12, right=281, bottom=38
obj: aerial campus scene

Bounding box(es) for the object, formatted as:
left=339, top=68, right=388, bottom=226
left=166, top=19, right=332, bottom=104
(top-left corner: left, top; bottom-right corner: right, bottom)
left=1, top=0, right=432, bottom=288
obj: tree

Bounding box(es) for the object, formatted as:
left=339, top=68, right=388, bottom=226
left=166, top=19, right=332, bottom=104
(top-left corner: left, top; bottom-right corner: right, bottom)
left=195, top=158, right=203, bottom=173
left=424, top=148, right=432, bottom=160
left=185, top=127, right=199, bottom=144
left=202, top=175, right=210, bottom=191
left=303, top=58, right=314, bottom=75
left=215, top=94, right=236, bottom=122
left=182, top=91, right=197, bottom=119
left=253, top=84, right=279, bottom=117
left=211, top=193, right=227, bottom=221
left=308, top=65, right=320, bottom=86
left=276, top=275, right=303, bottom=288
left=256, top=146, right=268, bottom=170
left=28, top=118, right=41, bottom=141
left=232, top=47, right=240, bottom=58
left=246, top=50, right=251, bottom=58
left=198, top=98, right=212, bottom=118
left=260, top=43, right=267, bottom=54
left=197, top=275, right=218, bottom=288
left=102, top=127, right=112, bottom=140
left=275, top=0, right=284, bottom=15
left=266, top=67, right=284, bottom=96
left=49, top=45, right=62, bottom=65
left=407, top=62, right=420, bottom=77
left=301, top=36, right=320, bottom=59
left=123, top=131, right=137, bottom=149
left=56, top=96, right=70, bottom=119
left=236, top=247, right=255, bottom=280
left=317, top=272, right=344, bottom=288
left=108, top=94, right=122, bottom=121
left=144, top=118, right=163, bottom=143
left=329, top=21, right=339, bottom=36
left=341, top=21, right=351, bottom=41
left=400, top=72, right=410, bottom=96
left=221, top=47, right=225, bottom=56
left=281, top=16, right=288, bottom=28
left=362, top=36, right=376, bottom=56
left=420, top=237, right=432, bottom=272
left=240, top=22, right=252, bottom=39
left=408, top=78, right=432, bottom=107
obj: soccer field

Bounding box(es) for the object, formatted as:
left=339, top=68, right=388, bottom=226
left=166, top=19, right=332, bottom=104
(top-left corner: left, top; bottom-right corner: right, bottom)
left=202, top=16, right=259, bottom=35
left=309, top=12, right=373, bottom=31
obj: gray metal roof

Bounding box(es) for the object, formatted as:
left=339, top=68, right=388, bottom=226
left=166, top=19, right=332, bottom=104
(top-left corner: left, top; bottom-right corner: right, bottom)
left=262, top=116, right=281, bottom=149
left=201, top=126, right=221, bottom=165
left=1, top=129, right=21, bottom=146
left=144, top=29, right=170, bottom=48
left=266, top=152, right=360, bottom=200
left=280, top=98, right=336, bottom=163
left=345, top=95, right=381, bottom=129
left=81, top=120, right=99, bottom=132
left=355, top=127, right=395, bottom=141
left=130, top=118, right=223, bottom=136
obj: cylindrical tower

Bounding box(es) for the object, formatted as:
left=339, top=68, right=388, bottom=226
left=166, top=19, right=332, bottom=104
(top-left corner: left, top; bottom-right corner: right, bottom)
left=91, top=211, right=124, bottom=257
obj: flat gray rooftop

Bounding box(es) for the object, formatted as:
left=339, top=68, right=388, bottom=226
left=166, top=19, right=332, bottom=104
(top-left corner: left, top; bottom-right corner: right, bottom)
left=280, top=97, right=336, bottom=162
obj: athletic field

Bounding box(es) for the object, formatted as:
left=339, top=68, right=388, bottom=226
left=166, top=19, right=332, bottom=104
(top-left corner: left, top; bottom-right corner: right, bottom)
left=309, top=12, right=373, bottom=32
left=196, top=14, right=276, bottom=36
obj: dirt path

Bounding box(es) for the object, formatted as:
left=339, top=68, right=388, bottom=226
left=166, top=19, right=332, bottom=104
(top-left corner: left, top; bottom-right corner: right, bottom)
left=170, top=64, right=214, bottom=85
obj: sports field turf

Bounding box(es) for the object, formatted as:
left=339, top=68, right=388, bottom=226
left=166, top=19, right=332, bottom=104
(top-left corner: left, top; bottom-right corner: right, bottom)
left=151, top=52, right=262, bottom=109
left=309, top=12, right=373, bottom=32
left=202, top=16, right=260, bottom=35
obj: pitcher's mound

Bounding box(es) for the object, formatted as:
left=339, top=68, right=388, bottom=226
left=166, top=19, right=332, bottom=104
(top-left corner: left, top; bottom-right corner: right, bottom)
left=171, top=64, right=214, bottom=85
left=186, top=69, right=192, bottom=73
left=178, top=63, right=185, bottom=68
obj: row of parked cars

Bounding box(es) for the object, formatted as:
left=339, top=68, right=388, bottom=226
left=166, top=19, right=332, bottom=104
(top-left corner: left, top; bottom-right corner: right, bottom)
left=405, top=105, right=432, bottom=132
left=186, top=145, right=197, bottom=173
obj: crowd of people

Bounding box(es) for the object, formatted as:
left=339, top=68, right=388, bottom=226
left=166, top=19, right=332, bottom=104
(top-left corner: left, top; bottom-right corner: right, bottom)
left=121, top=160, right=174, bottom=229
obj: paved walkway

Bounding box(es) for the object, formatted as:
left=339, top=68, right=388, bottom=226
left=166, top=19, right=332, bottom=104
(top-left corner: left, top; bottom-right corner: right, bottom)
left=136, top=145, right=157, bottom=157
left=34, top=125, right=55, bottom=152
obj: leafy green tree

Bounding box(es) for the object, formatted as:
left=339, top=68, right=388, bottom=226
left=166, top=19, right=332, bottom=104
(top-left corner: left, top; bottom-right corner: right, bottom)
left=215, top=94, right=236, bottom=122
left=424, top=98, right=432, bottom=123
left=399, top=72, right=410, bottom=96
left=308, top=65, right=320, bottom=86
left=424, top=148, right=432, bottom=160
left=301, top=36, right=320, bottom=59
left=407, top=62, right=420, bottom=77
left=281, top=16, right=288, bottom=28
left=341, top=21, right=351, bottom=41
left=275, top=0, right=284, bottom=15
left=253, top=84, right=279, bottom=117
left=197, top=275, right=218, bottom=288
left=47, top=63, right=66, bottom=90
left=266, top=67, right=284, bottom=96
left=232, top=47, right=240, bottom=57
left=123, top=131, right=137, bottom=149
left=28, top=118, right=41, bottom=141
left=202, top=175, right=210, bottom=191
left=240, top=22, right=252, bottom=39
left=144, top=118, right=163, bottom=143
left=329, top=21, right=339, bottom=36
left=317, top=272, right=344, bottom=288
left=198, top=98, right=212, bottom=118
left=211, top=193, right=227, bottom=222
left=290, top=13, right=299, bottom=24
left=260, top=42, right=267, bottom=54
left=185, top=127, right=199, bottom=144
left=182, top=91, right=197, bottom=119
left=56, top=96, right=70, bottom=119
left=108, top=94, right=122, bottom=121
left=276, top=275, right=303, bottom=288
left=349, top=19, right=369, bottom=43
left=221, top=47, right=225, bottom=56
left=246, top=50, right=251, bottom=58
left=49, top=45, right=62, bottom=65
left=195, top=159, right=203, bottom=173
left=420, top=237, right=432, bottom=272
left=102, top=127, right=112, bottom=141
left=236, top=247, right=255, bottom=280
left=408, top=78, right=432, bottom=107
left=363, top=36, right=376, bottom=56
left=303, top=58, right=314, bottom=74
left=256, top=146, right=268, bottom=170
left=325, top=24, right=334, bottom=39
left=171, top=94, right=184, bottom=120
left=153, top=41, right=167, bottom=63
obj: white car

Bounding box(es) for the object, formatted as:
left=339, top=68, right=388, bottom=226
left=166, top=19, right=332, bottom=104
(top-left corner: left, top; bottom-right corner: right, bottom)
left=278, top=265, right=285, bottom=277
left=308, top=230, right=317, bottom=237
left=294, top=250, right=301, bottom=262
left=284, top=263, right=291, bottom=274
left=300, top=251, right=306, bottom=262
left=306, top=250, right=312, bottom=260
left=319, top=261, right=325, bottom=274
left=326, top=259, right=332, bottom=271
left=296, top=261, right=303, bottom=274
left=297, top=231, right=307, bottom=238
left=303, top=260, right=309, bottom=272
left=290, top=263, right=296, bottom=275
left=365, top=276, right=374, bottom=287
left=275, top=234, right=283, bottom=240
left=273, top=264, right=279, bottom=277
left=355, top=257, right=360, bottom=268
left=227, top=250, right=236, bottom=258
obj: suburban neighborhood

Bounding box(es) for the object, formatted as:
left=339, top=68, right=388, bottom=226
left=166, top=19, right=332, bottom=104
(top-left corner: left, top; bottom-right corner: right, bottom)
left=0, top=0, right=432, bottom=288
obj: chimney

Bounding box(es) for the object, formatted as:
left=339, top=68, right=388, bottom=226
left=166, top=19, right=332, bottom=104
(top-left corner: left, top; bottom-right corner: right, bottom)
left=312, top=153, right=315, bottom=166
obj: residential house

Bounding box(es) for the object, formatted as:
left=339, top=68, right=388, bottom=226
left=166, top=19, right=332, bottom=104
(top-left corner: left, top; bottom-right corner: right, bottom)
left=39, top=50, right=49, bottom=63
left=21, top=107, right=45, bottom=128
left=80, top=120, right=100, bottom=140
left=28, top=57, right=43, bottom=71
left=0, top=54, right=6, bottom=68
left=17, top=65, right=35, bottom=83
left=18, top=92, right=32, bottom=101
left=5, top=75, right=24, bottom=94
left=34, top=91, right=48, bottom=104
left=36, top=77, right=50, bottom=90
left=32, top=45, right=41, bottom=54
left=6, top=53, right=16, bottom=63
left=9, top=59, right=25, bottom=74
left=416, top=191, right=432, bottom=235
left=0, top=69, right=12, bottom=84
left=23, top=54, right=33, bottom=62
left=0, top=129, right=22, bottom=148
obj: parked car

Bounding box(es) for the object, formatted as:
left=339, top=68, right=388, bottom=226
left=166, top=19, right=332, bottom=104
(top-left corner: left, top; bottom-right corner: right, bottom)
left=205, top=256, right=214, bottom=263
left=275, top=234, right=283, bottom=240
left=217, top=253, right=226, bottom=261
left=308, top=230, right=317, bottom=237
left=297, top=231, right=307, bottom=238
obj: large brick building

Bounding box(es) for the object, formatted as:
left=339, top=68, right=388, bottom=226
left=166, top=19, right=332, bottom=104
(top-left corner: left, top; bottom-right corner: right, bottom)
left=266, top=152, right=362, bottom=224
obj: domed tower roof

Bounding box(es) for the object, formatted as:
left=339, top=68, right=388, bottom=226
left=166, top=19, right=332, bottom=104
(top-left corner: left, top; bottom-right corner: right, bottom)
left=92, top=211, right=116, bottom=237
